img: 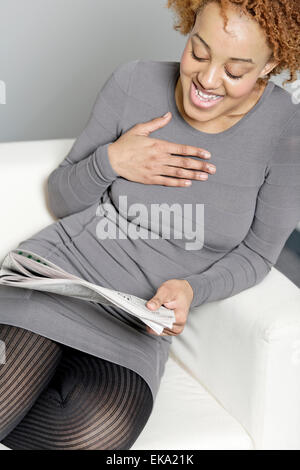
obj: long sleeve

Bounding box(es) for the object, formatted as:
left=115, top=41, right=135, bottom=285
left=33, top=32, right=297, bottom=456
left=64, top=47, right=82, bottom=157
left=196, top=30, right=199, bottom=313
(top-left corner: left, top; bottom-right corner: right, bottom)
left=47, top=60, right=139, bottom=219
left=183, top=107, right=300, bottom=310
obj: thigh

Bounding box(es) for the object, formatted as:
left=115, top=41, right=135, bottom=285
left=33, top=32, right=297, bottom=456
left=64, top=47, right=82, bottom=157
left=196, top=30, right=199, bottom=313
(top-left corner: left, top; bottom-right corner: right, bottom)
left=2, top=346, right=154, bottom=450
left=0, top=324, right=63, bottom=441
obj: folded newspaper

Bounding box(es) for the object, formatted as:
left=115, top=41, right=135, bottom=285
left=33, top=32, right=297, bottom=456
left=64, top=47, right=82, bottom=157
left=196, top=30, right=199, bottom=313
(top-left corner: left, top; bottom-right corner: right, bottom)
left=0, top=249, right=175, bottom=335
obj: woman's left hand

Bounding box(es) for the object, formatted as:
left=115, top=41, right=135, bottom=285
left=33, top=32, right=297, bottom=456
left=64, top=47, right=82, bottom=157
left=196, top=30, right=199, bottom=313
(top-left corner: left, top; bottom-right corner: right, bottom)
left=145, top=279, right=194, bottom=336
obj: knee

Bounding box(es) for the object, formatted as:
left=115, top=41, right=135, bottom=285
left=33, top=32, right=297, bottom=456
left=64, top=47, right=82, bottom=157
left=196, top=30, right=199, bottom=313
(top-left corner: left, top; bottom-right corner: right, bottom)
left=38, top=376, right=152, bottom=450
left=3, top=351, right=153, bottom=450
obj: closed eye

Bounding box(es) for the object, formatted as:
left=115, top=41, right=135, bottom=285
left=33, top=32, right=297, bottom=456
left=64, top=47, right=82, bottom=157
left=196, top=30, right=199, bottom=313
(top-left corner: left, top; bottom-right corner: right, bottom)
left=189, top=50, right=243, bottom=80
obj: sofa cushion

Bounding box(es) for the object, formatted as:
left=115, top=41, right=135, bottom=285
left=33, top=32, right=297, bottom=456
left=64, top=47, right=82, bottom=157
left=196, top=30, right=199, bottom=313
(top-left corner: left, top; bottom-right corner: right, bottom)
left=131, top=354, right=254, bottom=450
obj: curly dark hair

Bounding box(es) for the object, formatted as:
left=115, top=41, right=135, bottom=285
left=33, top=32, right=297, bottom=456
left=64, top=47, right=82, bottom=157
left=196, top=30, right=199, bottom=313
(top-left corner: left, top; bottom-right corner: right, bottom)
left=165, top=0, right=300, bottom=86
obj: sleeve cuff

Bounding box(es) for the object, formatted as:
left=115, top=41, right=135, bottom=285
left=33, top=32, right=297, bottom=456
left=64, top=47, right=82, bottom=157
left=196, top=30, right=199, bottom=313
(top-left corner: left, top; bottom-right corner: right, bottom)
left=182, top=274, right=211, bottom=309
left=95, top=143, right=119, bottom=182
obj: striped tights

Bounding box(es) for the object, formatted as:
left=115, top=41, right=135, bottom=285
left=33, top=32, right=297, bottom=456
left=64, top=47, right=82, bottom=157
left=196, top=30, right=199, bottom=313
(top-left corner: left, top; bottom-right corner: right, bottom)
left=0, top=324, right=153, bottom=450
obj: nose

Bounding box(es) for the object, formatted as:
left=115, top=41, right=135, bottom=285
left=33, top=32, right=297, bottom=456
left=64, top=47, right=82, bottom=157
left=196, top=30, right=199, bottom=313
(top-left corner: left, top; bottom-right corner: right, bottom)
left=197, top=65, right=223, bottom=92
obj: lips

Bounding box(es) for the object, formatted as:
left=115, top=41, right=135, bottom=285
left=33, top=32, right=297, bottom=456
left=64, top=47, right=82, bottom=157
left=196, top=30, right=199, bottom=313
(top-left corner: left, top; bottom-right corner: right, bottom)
left=190, top=81, right=225, bottom=109
left=193, top=82, right=224, bottom=97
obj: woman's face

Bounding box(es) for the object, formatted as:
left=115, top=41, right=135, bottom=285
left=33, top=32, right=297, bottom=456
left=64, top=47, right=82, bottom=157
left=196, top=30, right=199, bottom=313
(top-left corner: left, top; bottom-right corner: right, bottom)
left=177, top=1, right=278, bottom=125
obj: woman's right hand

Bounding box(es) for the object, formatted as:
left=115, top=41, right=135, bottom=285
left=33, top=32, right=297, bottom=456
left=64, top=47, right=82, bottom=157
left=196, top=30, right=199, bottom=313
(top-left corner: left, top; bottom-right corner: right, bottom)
left=107, top=112, right=216, bottom=187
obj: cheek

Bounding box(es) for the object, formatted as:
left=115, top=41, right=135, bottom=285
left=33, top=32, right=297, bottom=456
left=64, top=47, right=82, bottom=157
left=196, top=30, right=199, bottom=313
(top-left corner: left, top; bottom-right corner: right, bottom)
left=227, top=80, right=257, bottom=99
left=181, top=50, right=192, bottom=71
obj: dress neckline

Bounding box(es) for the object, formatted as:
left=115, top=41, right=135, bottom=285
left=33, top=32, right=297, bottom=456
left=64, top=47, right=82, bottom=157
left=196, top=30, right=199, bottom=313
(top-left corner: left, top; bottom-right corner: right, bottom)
left=167, top=62, right=275, bottom=139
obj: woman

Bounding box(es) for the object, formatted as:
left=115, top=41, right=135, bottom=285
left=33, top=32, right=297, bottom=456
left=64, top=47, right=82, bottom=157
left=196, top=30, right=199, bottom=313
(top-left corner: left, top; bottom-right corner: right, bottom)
left=0, top=0, right=299, bottom=450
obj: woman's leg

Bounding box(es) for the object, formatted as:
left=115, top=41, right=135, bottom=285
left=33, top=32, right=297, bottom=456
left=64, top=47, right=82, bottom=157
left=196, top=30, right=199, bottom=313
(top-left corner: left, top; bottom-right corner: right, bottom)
left=2, top=345, right=154, bottom=450
left=0, top=324, right=63, bottom=441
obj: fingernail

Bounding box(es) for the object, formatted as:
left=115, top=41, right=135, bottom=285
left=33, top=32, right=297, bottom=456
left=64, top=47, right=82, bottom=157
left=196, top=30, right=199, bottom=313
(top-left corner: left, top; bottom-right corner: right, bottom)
left=148, top=301, right=155, bottom=307
left=202, top=152, right=211, bottom=157
left=163, top=112, right=170, bottom=118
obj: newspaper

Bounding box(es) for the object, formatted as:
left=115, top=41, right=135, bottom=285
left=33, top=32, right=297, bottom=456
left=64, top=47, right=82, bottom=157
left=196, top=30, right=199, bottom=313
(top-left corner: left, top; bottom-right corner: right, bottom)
left=0, top=249, right=175, bottom=335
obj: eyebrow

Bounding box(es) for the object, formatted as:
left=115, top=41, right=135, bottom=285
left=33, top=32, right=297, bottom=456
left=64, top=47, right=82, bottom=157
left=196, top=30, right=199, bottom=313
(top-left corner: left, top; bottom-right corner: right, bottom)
left=192, top=33, right=255, bottom=64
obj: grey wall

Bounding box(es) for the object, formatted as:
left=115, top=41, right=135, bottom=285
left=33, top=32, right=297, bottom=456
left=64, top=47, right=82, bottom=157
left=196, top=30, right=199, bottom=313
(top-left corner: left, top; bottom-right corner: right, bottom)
left=0, top=0, right=298, bottom=143
left=0, top=0, right=179, bottom=142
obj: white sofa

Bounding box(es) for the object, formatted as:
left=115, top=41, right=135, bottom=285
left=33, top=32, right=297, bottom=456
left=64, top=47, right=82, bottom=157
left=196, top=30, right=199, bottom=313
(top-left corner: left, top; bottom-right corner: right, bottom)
left=0, top=139, right=300, bottom=451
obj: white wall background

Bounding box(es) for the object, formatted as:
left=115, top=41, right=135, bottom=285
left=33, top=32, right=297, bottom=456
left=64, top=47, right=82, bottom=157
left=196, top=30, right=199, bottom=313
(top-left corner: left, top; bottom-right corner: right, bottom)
left=0, top=0, right=298, bottom=143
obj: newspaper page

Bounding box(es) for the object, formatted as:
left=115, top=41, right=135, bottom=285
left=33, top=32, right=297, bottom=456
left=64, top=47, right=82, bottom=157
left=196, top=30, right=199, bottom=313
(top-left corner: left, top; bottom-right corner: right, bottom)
left=0, top=250, right=175, bottom=335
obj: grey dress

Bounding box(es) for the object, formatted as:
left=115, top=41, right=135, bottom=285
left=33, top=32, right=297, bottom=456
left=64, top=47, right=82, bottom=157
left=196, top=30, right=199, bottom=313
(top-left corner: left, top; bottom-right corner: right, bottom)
left=0, top=59, right=299, bottom=404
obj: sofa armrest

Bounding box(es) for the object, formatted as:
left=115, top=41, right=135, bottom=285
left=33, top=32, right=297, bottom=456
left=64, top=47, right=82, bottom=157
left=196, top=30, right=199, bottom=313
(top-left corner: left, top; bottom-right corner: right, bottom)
left=0, top=139, right=75, bottom=262
left=170, top=267, right=300, bottom=450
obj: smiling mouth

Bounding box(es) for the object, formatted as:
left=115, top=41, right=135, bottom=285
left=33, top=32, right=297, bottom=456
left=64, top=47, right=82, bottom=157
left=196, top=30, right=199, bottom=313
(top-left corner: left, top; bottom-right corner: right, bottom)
left=193, top=82, right=225, bottom=98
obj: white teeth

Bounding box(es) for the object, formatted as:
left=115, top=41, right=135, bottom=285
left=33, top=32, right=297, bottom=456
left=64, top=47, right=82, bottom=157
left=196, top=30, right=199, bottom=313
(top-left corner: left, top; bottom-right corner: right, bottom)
left=195, top=87, right=221, bottom=101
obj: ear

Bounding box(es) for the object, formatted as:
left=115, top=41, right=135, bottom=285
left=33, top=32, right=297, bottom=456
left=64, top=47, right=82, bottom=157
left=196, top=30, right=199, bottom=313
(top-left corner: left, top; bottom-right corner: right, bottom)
left=260, top=57, right=280, bottom=78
